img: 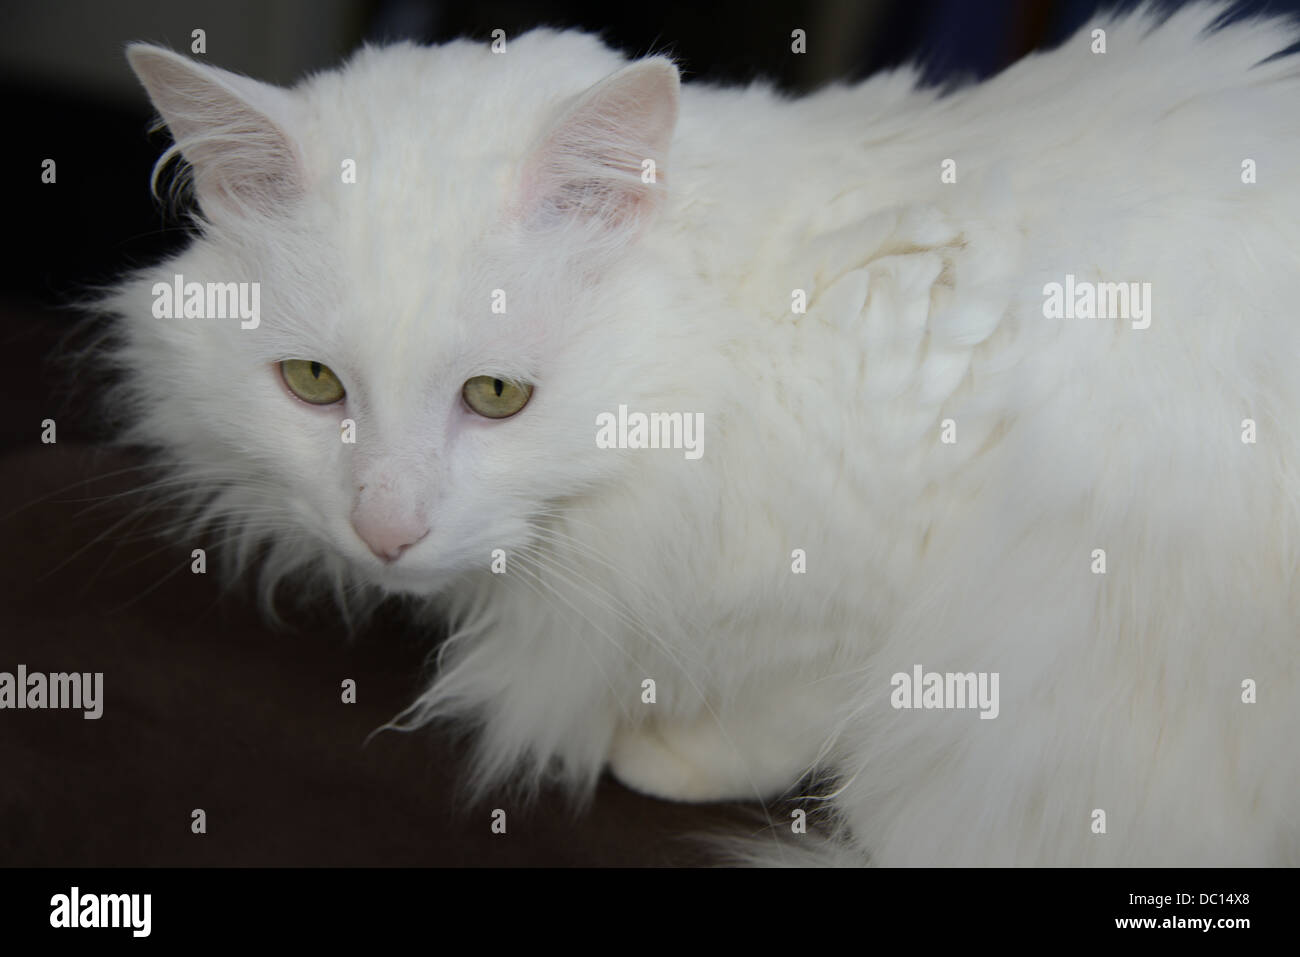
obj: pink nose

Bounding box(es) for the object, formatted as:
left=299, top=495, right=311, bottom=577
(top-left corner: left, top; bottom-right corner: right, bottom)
left=351, top=513, right=429, bottom=563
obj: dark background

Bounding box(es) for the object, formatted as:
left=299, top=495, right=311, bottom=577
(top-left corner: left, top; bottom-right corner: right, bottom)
left=1, top=0, right=1292, bottom=866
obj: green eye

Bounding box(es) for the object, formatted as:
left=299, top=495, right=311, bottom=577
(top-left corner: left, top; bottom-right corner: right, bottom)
left=463, top=376, right=533, bottom=419
left=281, top=359, right=345, bottom=405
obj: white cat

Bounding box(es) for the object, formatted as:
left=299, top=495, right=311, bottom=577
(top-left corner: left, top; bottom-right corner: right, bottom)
left=106, top=2, right=1300, bottom=865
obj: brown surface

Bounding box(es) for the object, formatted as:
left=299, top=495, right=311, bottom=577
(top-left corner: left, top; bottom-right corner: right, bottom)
left=0, top=443, right=753, bottom=866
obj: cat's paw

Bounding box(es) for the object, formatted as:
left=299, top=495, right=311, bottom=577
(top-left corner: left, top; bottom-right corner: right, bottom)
left=607, top=720, right=789, bottom=803
left=608, top=723, right=745, bottom=802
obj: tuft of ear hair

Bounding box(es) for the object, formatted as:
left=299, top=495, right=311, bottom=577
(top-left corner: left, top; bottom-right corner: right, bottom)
left=518, top=56, right=680, bottom=236
left=126, top=43, right=303, bottom=219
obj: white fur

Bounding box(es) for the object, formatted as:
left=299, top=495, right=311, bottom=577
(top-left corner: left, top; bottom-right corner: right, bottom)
left=107, top=3, right=1300, bottom=865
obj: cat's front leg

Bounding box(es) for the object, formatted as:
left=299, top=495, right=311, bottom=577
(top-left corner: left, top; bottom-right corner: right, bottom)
left=606, top=684, right=832, bottom=802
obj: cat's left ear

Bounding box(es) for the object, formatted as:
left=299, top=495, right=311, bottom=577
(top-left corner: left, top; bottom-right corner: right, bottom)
left=517, top=56, right=680, bottom=237
left=126, top=43, right=303, bottom=217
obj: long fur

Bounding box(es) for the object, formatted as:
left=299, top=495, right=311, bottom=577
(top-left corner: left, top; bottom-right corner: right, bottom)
left=104, top=3, right=1300, bottom=864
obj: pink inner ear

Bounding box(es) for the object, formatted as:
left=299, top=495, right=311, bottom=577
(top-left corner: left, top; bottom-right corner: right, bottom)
left=515, top=59, right=680, bottom=232
left=128, top=46, right=303, bottom=217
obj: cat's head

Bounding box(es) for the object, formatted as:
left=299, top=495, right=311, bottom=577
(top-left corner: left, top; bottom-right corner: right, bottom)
left=108, top=31, right=697, bottom=604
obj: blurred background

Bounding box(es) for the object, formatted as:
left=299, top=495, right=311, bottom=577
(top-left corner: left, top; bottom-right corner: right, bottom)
left=1, top=0, right=1288, bottom=446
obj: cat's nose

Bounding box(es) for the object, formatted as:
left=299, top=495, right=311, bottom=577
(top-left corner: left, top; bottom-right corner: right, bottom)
left=351, top=512, right=429, bottom=563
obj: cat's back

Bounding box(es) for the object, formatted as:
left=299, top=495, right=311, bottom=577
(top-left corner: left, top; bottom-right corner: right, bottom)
left=691, top=3, right=1300, bottom=639
left=748, top=3, right=1300, bottom=495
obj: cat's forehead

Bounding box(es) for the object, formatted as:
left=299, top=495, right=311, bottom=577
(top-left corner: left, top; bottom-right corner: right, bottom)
left=270, top=34, right=629, bottom=348
left=293, top=34, right=627, bottom=227
left=238, top=32, right=637, bottom=364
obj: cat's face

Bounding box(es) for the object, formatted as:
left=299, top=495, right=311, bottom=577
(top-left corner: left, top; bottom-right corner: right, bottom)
left=117, top=34, right=686, bottom=595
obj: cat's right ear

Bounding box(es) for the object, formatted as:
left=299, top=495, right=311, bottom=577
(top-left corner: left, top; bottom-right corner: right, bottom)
left=126, top=44, right=303, bottom=217
left=515, top=57, right=680, bottom=240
